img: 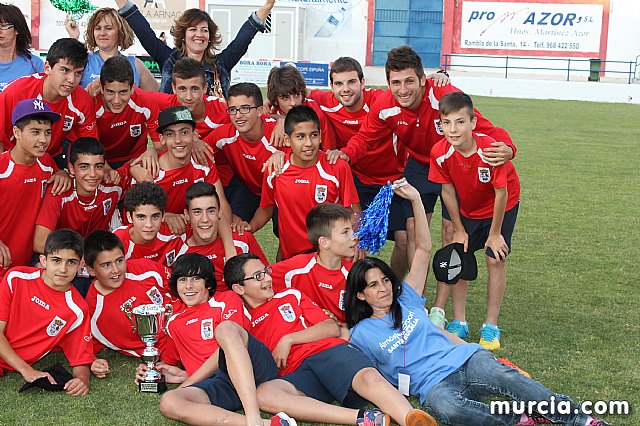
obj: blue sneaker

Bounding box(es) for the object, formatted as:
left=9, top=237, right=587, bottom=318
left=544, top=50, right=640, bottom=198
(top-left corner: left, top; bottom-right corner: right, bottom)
left=445, top=320, right=469, bottom=339
left=479, top=323, right=501, bottom=350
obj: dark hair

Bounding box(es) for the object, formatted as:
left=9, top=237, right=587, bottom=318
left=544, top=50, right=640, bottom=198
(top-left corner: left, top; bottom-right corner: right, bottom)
left=185, top=182, right=220, bottom=210
left=306, top=203, right=352, bottom=249
left=171, top=9, right=221, bottom=67
left=223, top=253, right=260, bottom=290
left=438, top=91, right=475, bottom=119
left=14, top=116, right=54, bottom=131
left=69, top=137, right=105, bottom=165
left=43, top=228, right=84, bottom=258
left=84, top=230, right=124, bottom=267
left=267, top=65, right=306, bottom=109
left=85, top=7, right=135, bottom=51
left=284, top=105, right=320, bottom=136
left=345, top=257, right=403, bottom=329
left=124, top=182, right=167, bottom=214
left=170, top=253, right=217, bottom=297
left=330, top=57, right=364, bottom=83
left=172, top=57, right=207, bottom=86
left=227, top=82, right=263, bottom=106
left=100, top=55, right=134, bottom=87
left=385, top=45, right=424, bottom=82
left=46, top=38, right=88, bottom=69
left=0, top=4, right=33, bottom=58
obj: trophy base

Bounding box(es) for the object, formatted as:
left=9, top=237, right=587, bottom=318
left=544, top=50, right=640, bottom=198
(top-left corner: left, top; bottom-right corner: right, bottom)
left=138, top=380, right=167, bottom=393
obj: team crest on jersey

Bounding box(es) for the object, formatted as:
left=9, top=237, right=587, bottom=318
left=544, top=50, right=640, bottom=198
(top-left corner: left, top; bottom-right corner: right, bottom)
left=103, top=198, right=112, bottom=216
left=201, top=318, right=214, bottom=340
left=314, top=185, right=328, bottom=203
left=339, top=290, right=345, bottom=311
left=63, top=115, right=74, bottom=131
left=130, top=124, right=142, bottom=137
left=147, top=287, right=164, bottom=305
left=478, top=167, right=491, bottom=183
left=434, top=119, right=443, bottom=135
left=278, top=303, right=296, bottom=322
left=46, top=316, right=67, bottom=336
left=166, top=250, right=176, bottom=267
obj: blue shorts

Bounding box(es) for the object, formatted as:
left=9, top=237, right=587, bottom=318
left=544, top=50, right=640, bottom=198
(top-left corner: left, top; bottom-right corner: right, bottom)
left=402, top=156, right=450, bottom=220
left=280, top=342, right=371, bottom=409
left=224, top=174, right=261, bottom=223
left=462, top=204, right=519, bottom=259
left=190, top=333, right=278, bottom=410
left=353, top=174, right=406, bottom=236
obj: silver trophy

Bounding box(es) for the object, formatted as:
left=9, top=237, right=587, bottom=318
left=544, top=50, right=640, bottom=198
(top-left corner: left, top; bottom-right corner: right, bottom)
left=123, top=302, right=174, bottom=393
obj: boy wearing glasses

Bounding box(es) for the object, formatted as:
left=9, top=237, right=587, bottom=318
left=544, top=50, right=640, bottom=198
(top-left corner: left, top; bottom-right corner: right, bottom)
left=203, top=82, right=287, bottom=223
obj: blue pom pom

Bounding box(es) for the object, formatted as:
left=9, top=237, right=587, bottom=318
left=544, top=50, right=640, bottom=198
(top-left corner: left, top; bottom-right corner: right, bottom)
left=355, top=183, right=394, bottom=254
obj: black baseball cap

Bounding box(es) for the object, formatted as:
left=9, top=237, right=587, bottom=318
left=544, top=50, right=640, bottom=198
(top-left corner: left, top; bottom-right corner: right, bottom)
left=432, top=243, right=478, bottom=285
left=18, top=362, right=73, bottom=393
left=157, top=106, right=196, bottom=134
left=11, top=98, right=61, bottom=126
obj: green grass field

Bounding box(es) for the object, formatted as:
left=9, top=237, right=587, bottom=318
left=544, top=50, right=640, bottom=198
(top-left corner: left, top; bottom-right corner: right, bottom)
left=1, top=96, right=638, bottom=425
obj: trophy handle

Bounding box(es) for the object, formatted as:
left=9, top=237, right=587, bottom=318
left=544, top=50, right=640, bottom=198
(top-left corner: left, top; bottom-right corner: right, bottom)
left=163, top=304, right=174, bottom=333
left=123, top=301, right=137, bottom=334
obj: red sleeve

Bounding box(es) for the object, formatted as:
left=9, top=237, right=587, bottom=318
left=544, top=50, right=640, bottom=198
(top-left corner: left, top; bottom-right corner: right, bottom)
left=74, top=92, right=98, bottom=140
left=202, top=126, right=224, bottom=153
left=159, top=334, right=181, bottom=365
left=336, top=160, right=360, bottom=207
left=319, top=110, right=337, bottom=151
left=141, top=91, right=160, bottom=143
left=298, top=292, right=331, bottom=326
left=58, top=306, right=94, bottom=367
left=259, top=171, right=276, bottom=209
left=244, top=232, right=268, bottom=266
left=35, top=188, right=63, bottom=231
left=221, top=292, right=249, bottom=328
left=491, top=163, right=508, bottom=189
left=308, top=90, right=335, bottom=106
left=428, top=142, right=452, bottom=184
left=0, top=272, right=14, bottom=322
left=0, top=90, right=16, bottom=146
left=204, top=160, right=220, bottom=185
left=341, top=98, right=390, bottom=164
left=92, top=338, right=106, bottom=356
left=269, top=260, right=290, bottom=294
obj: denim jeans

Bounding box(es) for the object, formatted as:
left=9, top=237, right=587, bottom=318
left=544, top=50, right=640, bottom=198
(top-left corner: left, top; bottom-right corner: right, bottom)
left=423, top=349, right=591, bottom=426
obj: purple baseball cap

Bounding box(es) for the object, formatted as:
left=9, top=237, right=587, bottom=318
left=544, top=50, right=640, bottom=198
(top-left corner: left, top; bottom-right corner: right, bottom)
left=11, top=98, right=61, bottom=126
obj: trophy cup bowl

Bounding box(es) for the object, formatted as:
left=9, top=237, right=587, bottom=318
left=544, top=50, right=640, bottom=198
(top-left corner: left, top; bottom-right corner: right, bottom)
left=123, top=302, right=174, bottom=393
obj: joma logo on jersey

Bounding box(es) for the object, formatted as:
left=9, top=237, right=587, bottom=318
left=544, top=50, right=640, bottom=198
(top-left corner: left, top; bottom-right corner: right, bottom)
left=343, top=119, right=359, bottom=124
left=318, top=282, right=333, bottom=289
left=185, top=318, right=198, bottom=326
left=242, top=153, right=256, bottom=160
left=173, top=179, right=188, bottom=187
left=223, top=309, right=237, bottom=320
left=24, top=178, right=37, bottom=183
left=397, top=121, right=408, bottom=126
left=294, top=179, right=310, bottom=184
left=120, top=296, right=137, bottom=311
left=31, top=295, right=50, bottom=310
left=111, top=121, right=127, bottom=128
left=252, top=313, right=269, bottom=327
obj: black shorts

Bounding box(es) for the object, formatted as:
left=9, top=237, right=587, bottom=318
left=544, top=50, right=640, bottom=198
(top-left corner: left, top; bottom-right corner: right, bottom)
left=224, top=174, right=261, bottom=223
left=462, top=203, right=519, bottom=259
left=353, top=174, right=406, bottom=236
left=402, top=156, right=450, bottom=220
left=280, top=343, right=372, bottom=409
left=190, top=333, right=278, bottom=410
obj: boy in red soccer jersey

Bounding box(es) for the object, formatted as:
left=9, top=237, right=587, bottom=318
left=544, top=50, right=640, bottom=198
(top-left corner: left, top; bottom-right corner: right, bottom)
left=429, top=92, right=521, bottom=350
left=113, top=182, right=188, bottom=268
left=266, top=65, right=336, bottom=151
left=0, top=229, right=92, bottom=396
left=0, top=99, right=71, bottom=279
left=184, top=182, right=268, bottom=289
left=83, top=230, right=183, bottom=379
left=203, top=83, right=286, bottom=223
left=225, top=254, right=436, bottom=426
left=0, top=38, right=97, bottom=169
left=148, top=105, right=231, bottom=235
left=96, top=56, right=161, bottom=170
left=249, top=105, right=361, bottom=261
left=143, top=253, right=296, bottom=426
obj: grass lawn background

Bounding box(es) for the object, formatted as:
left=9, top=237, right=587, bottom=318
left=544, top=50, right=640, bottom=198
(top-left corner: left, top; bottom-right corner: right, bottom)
left=0, top=96, right=638, bottom=425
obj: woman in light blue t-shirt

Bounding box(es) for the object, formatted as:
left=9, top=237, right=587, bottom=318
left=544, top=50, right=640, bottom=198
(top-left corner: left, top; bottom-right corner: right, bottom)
left=0, top=4, right=44, bottom=93
left=345, top=180, right=609, bottom=426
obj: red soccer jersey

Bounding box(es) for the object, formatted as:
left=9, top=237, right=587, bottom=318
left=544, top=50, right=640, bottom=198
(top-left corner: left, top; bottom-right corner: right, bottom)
left=35, top=167, right=131, bottom=238
left=341, top=84, right=515, bottom=167
left=274, top=99, right=337, bottom=151
left=260, top=151, right=359, bottom=259
left=95, top=89, right=160, bottom=162
left=0, top=267, right=93, bottom=371
left=186, top=230, right=268, bottom=291
left=310, top=88, right=404, bottom=185
left=0, top=152, right=56, bottom=278
left=248, top=289, right=344, bottom=376
left=0, top=74, right=98, bottom=156
left=271, top=253, right=352, bottom=323
left=429, top=133, right=521, bottom=220
left=146, top=154, right=220, bottom=215
left=203, top=117, right=286, bottom=196
left=166, top=291, right=249, bottom=375
left=85, top=259, right=181, bottom=360
left=114, top=223, right=189, bottom=268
